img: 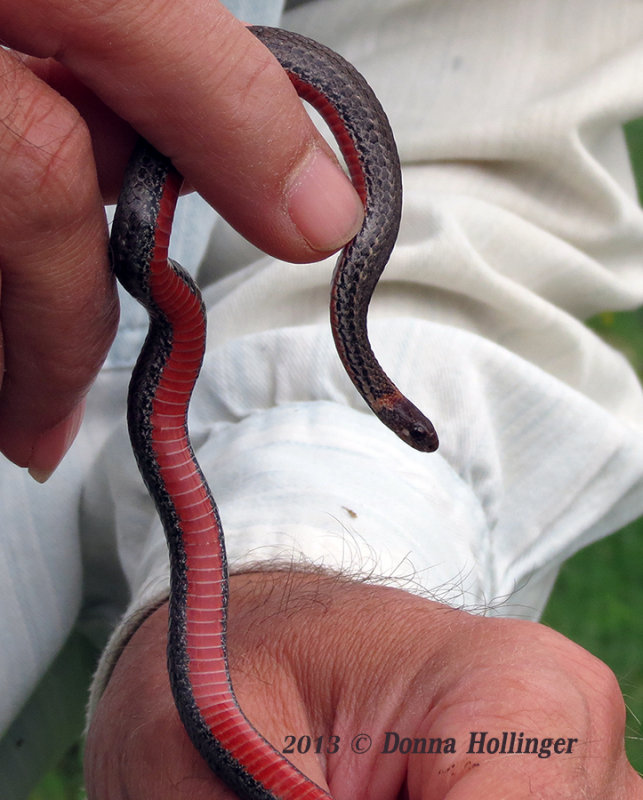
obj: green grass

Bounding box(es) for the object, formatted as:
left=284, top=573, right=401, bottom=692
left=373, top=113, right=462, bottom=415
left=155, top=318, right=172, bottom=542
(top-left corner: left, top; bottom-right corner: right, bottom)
left=27, top=746, right=84, bottom=800
left=542, top=517, right=643, bottom=775
left=541, top=306, right=643, bottom=777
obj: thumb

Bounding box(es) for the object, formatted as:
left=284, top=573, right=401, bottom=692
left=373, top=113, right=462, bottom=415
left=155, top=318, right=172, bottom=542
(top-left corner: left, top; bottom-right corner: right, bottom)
left=0, top=0, right=365, bottom=262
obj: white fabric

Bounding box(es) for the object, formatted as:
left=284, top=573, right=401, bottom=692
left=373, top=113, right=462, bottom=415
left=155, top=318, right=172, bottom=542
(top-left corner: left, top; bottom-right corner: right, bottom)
left=221, top=0, right=285, bottom=25
left=2, top=0, right=643, bottom=750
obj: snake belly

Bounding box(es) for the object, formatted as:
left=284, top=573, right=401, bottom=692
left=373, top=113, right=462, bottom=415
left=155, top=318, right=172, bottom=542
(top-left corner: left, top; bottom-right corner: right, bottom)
left=110, top=25, right=437, bottom=800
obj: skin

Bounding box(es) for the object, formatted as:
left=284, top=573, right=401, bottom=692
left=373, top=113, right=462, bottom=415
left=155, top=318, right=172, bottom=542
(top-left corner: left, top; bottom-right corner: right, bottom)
left=0, top=0, right=363, bottom=477
left=85, top=572, right=643, bottom=799
left=1, top=1, right=640, bottom=796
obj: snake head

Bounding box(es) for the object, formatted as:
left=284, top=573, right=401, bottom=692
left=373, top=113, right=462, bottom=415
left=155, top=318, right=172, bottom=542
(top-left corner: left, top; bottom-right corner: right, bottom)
left=373, top=394, right=439, bottom=453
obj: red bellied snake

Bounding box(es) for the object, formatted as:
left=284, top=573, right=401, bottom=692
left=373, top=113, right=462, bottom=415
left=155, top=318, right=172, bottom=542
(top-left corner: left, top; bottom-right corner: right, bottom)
left=110, top=25, right=438, bottom=800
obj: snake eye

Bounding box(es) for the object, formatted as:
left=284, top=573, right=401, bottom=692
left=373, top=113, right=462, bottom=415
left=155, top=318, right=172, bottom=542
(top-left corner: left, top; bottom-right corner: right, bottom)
left=410, top=424, right=426, bottom=442
left=407, top=423, right=439, bottom=452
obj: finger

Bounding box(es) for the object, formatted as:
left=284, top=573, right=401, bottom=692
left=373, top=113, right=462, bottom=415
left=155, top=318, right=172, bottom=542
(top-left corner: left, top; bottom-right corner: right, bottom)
left=411, top=621, right=643, bottom=800
left=0, top=50, right=118, bottom=475
left=0, top=0, right=365, bottom=262
left=430, top=750, right=643, bottom=800
left=17, top=55, right=138, bottom=201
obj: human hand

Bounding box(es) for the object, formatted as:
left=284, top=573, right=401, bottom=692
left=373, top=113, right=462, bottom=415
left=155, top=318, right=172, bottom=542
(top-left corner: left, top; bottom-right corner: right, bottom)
left=84, top=572, right=642, bottom=799
left=0, top=0, right=363, bottom=479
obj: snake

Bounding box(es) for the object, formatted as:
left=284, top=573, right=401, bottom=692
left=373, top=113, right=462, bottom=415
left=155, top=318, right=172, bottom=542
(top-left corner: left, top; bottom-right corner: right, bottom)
left=110, top=24, right=438, bottom=800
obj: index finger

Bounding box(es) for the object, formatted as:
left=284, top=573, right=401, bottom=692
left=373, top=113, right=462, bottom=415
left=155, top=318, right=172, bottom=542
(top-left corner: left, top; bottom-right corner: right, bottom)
left=0, top=0, right=364, bottom=262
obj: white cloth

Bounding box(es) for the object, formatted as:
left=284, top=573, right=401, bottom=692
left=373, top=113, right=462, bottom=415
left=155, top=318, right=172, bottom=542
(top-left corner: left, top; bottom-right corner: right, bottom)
left=2, top=0, right=643, bottom=780
left=225, top=0, right=284, bottom=25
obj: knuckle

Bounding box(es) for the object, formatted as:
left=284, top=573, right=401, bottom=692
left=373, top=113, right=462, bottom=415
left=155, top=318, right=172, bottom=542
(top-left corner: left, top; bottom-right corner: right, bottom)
left=529, top=622, right=626, bottom=727
left=581, top=652, right=626, bottom=726
left=0, top=56, right=93, bottom=228
left=212, top=32, right=306, bottom=153
left=228, top=42, right=284, bottom=111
